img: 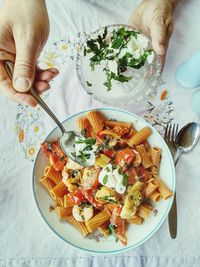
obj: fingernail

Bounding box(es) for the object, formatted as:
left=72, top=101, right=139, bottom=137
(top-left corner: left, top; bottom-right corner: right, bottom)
left=14, top=77, right=30, bottom=92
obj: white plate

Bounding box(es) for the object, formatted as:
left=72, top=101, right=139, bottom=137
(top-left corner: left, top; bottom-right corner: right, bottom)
left=32, top=107, right=175, bottom=254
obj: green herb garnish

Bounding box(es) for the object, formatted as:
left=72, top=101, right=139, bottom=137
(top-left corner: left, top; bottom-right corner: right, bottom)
left=86, top=81, right=92, bottom=87
left=108, top=224, right=118, bottom=242
left=118, top=169, right=128, bottom=186
left=98, top=196, right=117, bottom=204
left=78, top=201, right=92, bottom=208
left=103, top=175, right=109, bottom=185
left=81, top=128, right=87, bottom=137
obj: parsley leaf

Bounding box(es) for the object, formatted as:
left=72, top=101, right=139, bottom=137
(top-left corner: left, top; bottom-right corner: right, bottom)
left=108, top=224, right=118, bottom=242
left=103, top=174, right=108, bottom=185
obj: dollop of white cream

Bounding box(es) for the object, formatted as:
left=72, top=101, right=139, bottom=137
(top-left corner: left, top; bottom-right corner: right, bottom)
left=118, top=34, right=150, bottom=60
left=74, top=136, right=97, bottom=166
left=98, top=163, right=126, bottom=194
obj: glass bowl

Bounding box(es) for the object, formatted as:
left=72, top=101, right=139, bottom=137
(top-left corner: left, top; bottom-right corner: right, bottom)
left=76, top=24, right=161, bottom=105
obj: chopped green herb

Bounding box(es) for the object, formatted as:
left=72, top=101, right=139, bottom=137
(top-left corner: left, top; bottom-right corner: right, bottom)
left=86, top=81, right=92, bottom=87
left=84, top=26, right=153, bottom=91
left=78, top=201, right=92, bottom=208
left=118, top=169, right=128, bottom=186
left=102, top=26, right=108, bottom=40
left=81, top=128, right=87, bottom=137
left=105, top=166, right=110, bottom=172
left=108, top=224, right=118, bottom=242
left=103, top=174, right=109, bottom=184
left=98, top=196, right=117, bottom=204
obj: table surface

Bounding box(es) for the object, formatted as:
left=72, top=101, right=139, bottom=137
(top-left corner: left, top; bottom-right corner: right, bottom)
left=1, top=0, right=200, bottom=266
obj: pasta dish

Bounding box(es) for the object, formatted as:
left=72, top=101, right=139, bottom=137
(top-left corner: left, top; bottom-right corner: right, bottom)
left=40, top=110, right=173, bottom=245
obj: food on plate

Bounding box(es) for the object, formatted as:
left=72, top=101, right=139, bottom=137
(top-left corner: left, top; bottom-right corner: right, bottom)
left=40, top=110, right=172, bottom=245
left=84, top=26, right=154, bottom=91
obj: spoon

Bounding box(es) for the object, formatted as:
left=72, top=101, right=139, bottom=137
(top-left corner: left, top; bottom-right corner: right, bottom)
left=174, top=122, right=200, bottom=165
left=168, top=122, right=200, bottom=239
left=4, top=60, right=90, bottom=167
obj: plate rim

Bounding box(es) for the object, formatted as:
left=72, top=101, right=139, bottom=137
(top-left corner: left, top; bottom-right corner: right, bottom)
left=32, top=107, right=175, bottom=254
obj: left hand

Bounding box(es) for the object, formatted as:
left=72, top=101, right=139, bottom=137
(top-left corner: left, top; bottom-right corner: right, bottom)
left=129, top=0, right=176, bottom=67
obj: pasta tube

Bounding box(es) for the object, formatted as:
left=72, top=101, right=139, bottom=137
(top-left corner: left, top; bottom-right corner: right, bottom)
left=50, top=181, right=68, bottom=200
left=44, top=166, right=62, bottom=184
left=85, top=210, right=111, bottom=233
left=65, top=215, right=90, bottom=236
left=40, top=176, right=55, bottom=191
left=105, top=120, right=131, bottom=129
left=76, top=117, right=94, bottom=137
left=56, top=206, right=73, bottom=219
left=156, top=177, right=173, bottom=199
left=64, top=195, right=75, bottom=208
left=127, top=216, right=143, bottom=225
left=149, top=190, right=162, bottom=202
left=56, top=196, right=64, bottom=207
left=137, top=204, right=153, bottom=220
left=128, top=127, right=151, bottom=146
left=135, top=144, right=153, bottom=169
left=87, top=111, right=105, bottom=133
left=145, top=178, right=159, bottom=198
left=150, top=147, right=161, bottom=167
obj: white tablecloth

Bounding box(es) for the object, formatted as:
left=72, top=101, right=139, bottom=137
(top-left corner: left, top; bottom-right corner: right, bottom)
left=1, top=0, right=200, bottom=266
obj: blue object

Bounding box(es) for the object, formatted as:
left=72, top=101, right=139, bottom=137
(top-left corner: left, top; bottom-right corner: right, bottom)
left=191, top=90, right=200, bottom=115
left=175, top=50, right=200, bottom=89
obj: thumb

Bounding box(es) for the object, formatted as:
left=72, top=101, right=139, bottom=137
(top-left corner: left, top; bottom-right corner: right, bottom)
left=150, top=18, right=167, bottom=56
left=13, top=34, right=38, bottom=93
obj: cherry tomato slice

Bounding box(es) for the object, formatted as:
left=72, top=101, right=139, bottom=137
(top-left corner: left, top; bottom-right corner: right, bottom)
left=115, top=148, right=135, bottom=167
left=103, top=149, right=116, bottom=159
left=68, top=190, right=86, bottom=204
left=84, top=189, right=103, bottom=209
left=126, top=167, right=136, bottom=185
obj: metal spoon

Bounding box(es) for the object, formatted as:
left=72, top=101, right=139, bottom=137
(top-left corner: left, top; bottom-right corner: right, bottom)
left=168, top=122, right=200, bottom=239
left=4, top=60, right=90, bottom=166
left=174, top=122, right=200, bottom=165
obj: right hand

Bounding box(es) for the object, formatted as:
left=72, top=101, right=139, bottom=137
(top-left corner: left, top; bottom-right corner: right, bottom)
left=129, top=0, right=176, bottom=67
left=0, top=0, right=59, bottom=107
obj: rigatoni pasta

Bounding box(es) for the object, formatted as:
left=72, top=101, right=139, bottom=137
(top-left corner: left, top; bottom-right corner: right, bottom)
left=128, top=127, right=151, bottom=146
left=40, top=110, right=173, bottom=246
left=49, top=181, right=68, bottom=200
left=44, top=166, right=62, bottom=185
left=135, top=144, right=153, bottom=169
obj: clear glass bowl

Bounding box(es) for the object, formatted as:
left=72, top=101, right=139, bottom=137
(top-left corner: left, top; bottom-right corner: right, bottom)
left=76, top=24, right=161, bottom=105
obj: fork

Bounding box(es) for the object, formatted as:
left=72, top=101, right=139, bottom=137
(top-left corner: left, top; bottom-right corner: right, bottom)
left=164, top=123, right=179, bottom=239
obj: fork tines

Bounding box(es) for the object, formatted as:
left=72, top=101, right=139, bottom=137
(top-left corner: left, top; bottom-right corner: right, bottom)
left=164, top=123, right=179, bottom=142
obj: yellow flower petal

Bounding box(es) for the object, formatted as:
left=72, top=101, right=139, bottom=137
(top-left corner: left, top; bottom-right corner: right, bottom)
left=18, top=129, right=24, bottom=143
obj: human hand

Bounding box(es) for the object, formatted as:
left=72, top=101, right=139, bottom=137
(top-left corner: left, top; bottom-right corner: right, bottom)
left=0, top=0, right=59, bottom=107
left=129, top=0, right=178, bottom=66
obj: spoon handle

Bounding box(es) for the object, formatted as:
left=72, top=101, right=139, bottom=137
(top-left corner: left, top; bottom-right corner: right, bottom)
left=174, top=150, right=181, bottom=166
left=4, top=60, right=66, bottom=135
left=168, top=150, right=181, bottom=239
